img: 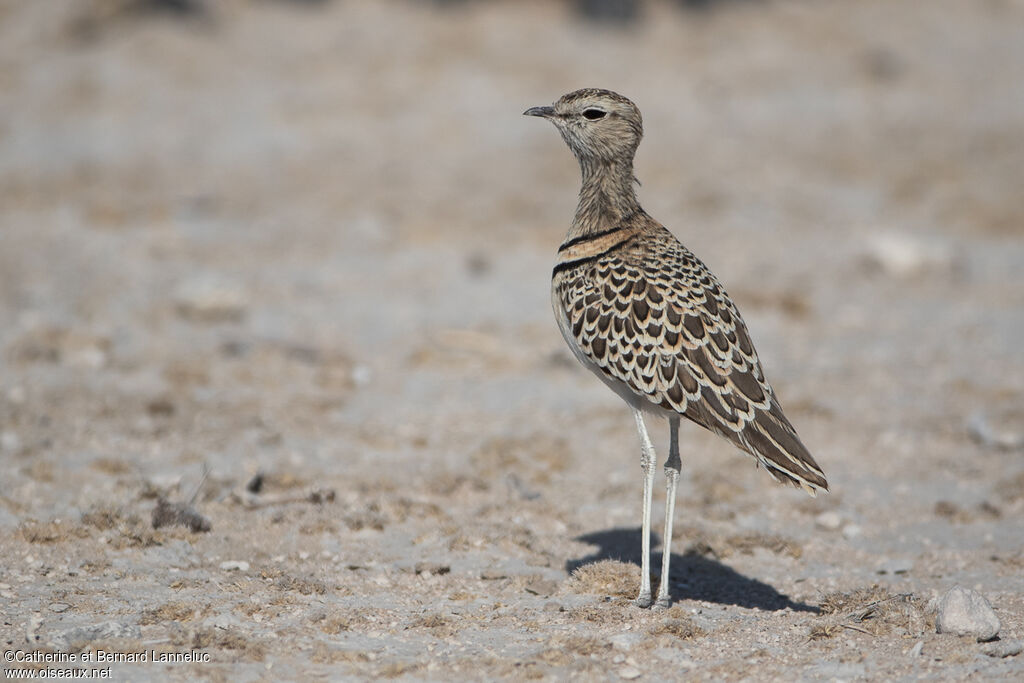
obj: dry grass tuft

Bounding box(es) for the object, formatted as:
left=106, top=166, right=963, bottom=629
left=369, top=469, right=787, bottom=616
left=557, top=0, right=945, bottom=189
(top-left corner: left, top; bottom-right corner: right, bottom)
left=341, top=502, right=388, bottom=531
left=18, top=519, right=83, bottom=543
left=535, top=635, right=608, bottom=666
left=808, top=624, right=843, bottom=640
left=139, top=601, right=200, bottom=625
left=172, top=627, right=266, bottom=660
left=813, top=585, right=931, bottom=638
left=273, top=575, right=330, bottom=595
left=549, top=634, right=608, bottom=657
left=671, top=524, right=802, bottom=559
left=564, top=560, right=639, bottom=598
left=819, top=585, right=897, bottom=615
left=407, top=613, right=458, bottom=638
left=316, top=613, right=358, bottom=634
left=649, top=614, right=706, bottom=640
left=725, top=532, right=803, bottom=559
left=80, top=506, right=130, bottom=531
left=376, top=660, right=426, bottom=679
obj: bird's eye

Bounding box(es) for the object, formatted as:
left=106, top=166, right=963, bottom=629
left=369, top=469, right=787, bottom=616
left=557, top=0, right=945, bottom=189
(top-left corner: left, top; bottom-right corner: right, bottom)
left=582, top=108, right=606, bottom=120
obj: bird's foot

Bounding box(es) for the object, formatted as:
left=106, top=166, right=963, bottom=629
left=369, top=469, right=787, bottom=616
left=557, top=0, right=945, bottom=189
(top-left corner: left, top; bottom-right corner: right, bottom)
left=634, top=591, right=653, bottom=608
left=653, top=595, right=671, bottom=611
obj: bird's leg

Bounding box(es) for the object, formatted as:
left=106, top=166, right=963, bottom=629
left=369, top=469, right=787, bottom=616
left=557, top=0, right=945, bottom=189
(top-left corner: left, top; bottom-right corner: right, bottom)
left=655, top=416, right=682, bottom=609
left=633, top=409, right=656, bottom=608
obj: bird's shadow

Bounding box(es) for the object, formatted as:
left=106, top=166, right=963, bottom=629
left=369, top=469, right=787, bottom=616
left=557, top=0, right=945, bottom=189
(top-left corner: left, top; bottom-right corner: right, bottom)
left=567, top=528, right=818, bottom=613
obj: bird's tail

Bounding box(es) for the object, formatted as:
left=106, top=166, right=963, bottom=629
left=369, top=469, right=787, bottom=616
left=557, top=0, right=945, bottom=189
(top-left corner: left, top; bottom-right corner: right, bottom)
left=738, top=399, right=828, bottom=496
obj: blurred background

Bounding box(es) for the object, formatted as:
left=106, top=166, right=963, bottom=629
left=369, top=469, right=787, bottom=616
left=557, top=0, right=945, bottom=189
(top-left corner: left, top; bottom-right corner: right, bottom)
left=2, top=0, right=1021, bottom=486
left=1, top=0, right=1023, bottom=676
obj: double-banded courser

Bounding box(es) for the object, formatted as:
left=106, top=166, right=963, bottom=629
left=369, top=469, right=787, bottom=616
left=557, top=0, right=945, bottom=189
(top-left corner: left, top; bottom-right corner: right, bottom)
left=525, top=89, right=828, bottom=608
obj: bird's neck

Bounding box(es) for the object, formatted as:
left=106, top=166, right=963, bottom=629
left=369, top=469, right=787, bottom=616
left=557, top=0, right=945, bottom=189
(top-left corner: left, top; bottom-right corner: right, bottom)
left=570, top=157, right=641, bottom=240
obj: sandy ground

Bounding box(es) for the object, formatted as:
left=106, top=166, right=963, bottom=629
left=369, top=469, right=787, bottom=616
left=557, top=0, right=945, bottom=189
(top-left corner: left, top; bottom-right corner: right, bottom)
left=2, top=0, right=1024, bottom=680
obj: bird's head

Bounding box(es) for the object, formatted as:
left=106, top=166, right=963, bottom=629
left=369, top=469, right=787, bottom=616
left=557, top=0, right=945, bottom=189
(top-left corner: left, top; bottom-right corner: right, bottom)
left=524, top=88, right=643, bottom=165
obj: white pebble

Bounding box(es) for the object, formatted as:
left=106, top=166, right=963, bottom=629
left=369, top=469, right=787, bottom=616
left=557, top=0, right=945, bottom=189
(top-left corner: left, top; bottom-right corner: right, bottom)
left=862, top=232, right=954, bottom=277
left=841, top=524, right=862, bottom=539
left=219, top=560, right=250, bottom=572
left=174, top=275, right=249, bottom=321
left=815, top=511, right=843, bottom=531
left=351, top=364, right=373, bottom=387
left=609, top=632, right=644, bottom=651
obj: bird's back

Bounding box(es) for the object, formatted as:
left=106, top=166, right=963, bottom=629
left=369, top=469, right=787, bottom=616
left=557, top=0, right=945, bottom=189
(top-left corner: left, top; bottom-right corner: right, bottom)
left=551, top=213, right=828, bottom=494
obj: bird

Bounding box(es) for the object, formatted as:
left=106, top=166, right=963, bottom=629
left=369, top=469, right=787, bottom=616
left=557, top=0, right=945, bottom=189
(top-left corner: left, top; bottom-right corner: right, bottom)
left=524, top=89, right=828, bottom=609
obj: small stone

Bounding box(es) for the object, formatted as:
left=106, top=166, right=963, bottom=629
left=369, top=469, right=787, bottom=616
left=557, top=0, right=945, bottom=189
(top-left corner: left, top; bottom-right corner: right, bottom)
left=480, top=569, right=508, bottom=580
left=174, top=275, right=249, bottom=322
left=982, top=639, right=1023, bottom=658
left=245, top=473, right=264, bottom=494
left=206, top=614, right=236, bottom=630
left=935, top=586, right=1000, bottom=641
left=48, top=621, right=141, bottom=652
left=906, top=640, right=923, bottom=657
left=414, top=562, right=451, bottom=576
left=862, top=232, right=954, bottom=277
left=351, top=364, right=373, bottom=387
left=609, top=632, right=644, bottom=651
left=219, top=560, right=250, bottom=572
left=49, top=603, right=70, bottom=613
left=26, top=613, right=43, bottom=644
left=815, top=511, right=842, bottom=531
left=618, top=666, right=642, bottom=680
left=968, top=412, right=1024, bottom=451
left=842, top=524, right=863, bottom=539
left=67, top=345, right=107, bottom=369
left=877, top=558, right=913, bottom=575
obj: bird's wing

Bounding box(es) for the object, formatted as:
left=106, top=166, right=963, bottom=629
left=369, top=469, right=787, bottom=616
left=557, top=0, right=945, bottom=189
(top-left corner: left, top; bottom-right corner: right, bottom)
left=553, top=227, right=828, bottom=494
